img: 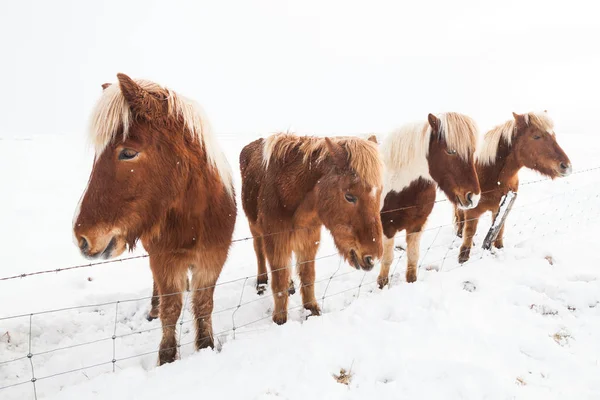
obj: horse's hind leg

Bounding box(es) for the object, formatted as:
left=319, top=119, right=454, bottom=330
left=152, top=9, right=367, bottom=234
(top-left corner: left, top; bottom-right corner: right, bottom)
left=454, top=206, right=465, bottom=238
left=250, top=224, right=269, bottom=295
left=294, top=228, right=321, bottom=317
left=190, top=251, right=225, bottom=351
left=406, top=228, right=423, bottom=283
left=147, top=280, right=160, bottom=321
left=377, top=235, right=395, bottom=289
left=150, top=256, right=187, bottom=365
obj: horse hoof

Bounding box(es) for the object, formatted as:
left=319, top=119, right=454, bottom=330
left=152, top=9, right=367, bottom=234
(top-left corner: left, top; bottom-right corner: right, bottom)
left=288, top=281, right=296, bottom=296
left=273, top=313, right=287, bottom=325
left=377, top=276, right=389, bottom=289
left=406, top=272, right=417, bottom=283
left=304, top=304, right=321, bottom=318
left=146, top=310, right=159, bottom=321
left=256, top=283, right=267, bottom=295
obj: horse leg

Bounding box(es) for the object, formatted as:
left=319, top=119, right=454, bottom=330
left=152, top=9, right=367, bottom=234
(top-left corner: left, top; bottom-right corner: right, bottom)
left=294, top=228, right=321, bottom=317
left=492, top=208, right=506, bottom=249
left=454, top=206, right=465, bottom=238
left=150, top=257, right=187, bottom=365
left=147, top=279, right=160, bottom=321
left=405, top=228, right=423, bottom=283
left=264, top=234, right=292, bottom=325
left=190, top=252, right=224, bottom=351
left=459, top=210, right=480, bottom=263
left=250, top=223, right=269, bottom=295
left=377, top=235, right=395, bottom=289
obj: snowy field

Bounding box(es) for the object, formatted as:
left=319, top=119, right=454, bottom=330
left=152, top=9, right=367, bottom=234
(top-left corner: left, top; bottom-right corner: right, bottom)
left=2, top=0, right=600, bottom=398
left=1, top=129, right=600, bottom=400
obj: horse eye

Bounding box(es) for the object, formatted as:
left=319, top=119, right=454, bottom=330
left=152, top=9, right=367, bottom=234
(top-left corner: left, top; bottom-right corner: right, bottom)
left=446, top=149, right=457, bottom=155
left=533, top=135, right=541, bottom=140
left=345, top=193, right=357, bottom=203
left=119, top=149, right=139, bottom=160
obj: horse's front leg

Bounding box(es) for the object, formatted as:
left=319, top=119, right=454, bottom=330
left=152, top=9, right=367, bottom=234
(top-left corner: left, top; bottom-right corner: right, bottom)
left=458, top=210, right=481, bottom=263
left=294, top=228, right=321, bottom=316
left=264, top=234, right=293, bottom=325
left=377, top=235, right=396, bottom=289
left=454, top=206, right=465, bottom=238
left=405, top=228, right=423, bottom=283
left=147, top=279, right=160, bottom=321
left=190, top=250, right=226, bottom=351
left=491, top=207, right=507, bottom=249
left=150, top=256, right=187, bottom=365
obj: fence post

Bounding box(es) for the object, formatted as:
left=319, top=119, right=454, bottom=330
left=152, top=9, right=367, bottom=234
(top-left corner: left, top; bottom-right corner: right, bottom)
left=482, top=191, right=517, bottom=250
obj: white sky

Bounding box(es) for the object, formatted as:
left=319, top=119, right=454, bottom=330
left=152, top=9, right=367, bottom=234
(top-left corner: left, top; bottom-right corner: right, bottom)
left=1, top=0, right=598, bottom=138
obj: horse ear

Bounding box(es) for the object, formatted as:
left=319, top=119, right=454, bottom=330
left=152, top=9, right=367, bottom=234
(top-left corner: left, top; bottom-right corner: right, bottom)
left=512, top=112, right=528, bottom=128
left=367, top=135, right=378, bottom=144
left=101, top=83, right=111, bottom=90
left=325, top=138, right=348, bottom=170
left=117, top=73, right=162, bottom=118
left=427, top=113, right=440, bottom=134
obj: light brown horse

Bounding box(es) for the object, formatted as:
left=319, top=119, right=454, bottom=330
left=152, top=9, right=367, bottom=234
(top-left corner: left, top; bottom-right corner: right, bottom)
left=240, top=134, right=383, bottom=325
left=455, top=111, right=572, bottom=263
left=378, top=113, right=480, bottom=287
left=73, top=74, right=236, bottom=365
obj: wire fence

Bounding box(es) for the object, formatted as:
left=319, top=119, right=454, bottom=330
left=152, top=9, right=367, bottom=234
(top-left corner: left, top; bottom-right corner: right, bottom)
left=1, top=167, right=599, bottom=400
left=2, top=165, right=599, bottom=283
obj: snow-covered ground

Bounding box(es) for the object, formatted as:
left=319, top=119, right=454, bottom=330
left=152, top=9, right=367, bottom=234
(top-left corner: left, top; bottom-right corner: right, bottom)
left=1, top=130, right=599, bottom=400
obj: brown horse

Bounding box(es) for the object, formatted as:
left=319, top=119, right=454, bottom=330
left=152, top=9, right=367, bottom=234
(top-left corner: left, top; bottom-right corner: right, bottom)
left=378, top=113, right=480, bottom=287
left=455, top=111, right=572, bottom=263
left=73, top=74, right=236, bottom=365
left=240, top=134, right=383, bottom=325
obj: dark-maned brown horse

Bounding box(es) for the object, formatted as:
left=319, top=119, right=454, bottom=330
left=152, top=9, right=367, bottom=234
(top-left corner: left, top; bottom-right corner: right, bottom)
left=454, top=111, right=572, bottom=263
left=378, top=113, right=480, bottom=287
left=240, top=133, right=383, bottom=325
left=73, top=74, right=236, bottom=365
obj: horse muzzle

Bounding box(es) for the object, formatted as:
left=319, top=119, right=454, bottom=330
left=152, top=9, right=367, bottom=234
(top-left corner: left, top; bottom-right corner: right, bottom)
left=76, top=231, right=125, bottom=260
left=456, top=191, right=480, bottom=210
left=349, top=249, right=376, bottom=271
left=557, top=162, right=572, bottom=177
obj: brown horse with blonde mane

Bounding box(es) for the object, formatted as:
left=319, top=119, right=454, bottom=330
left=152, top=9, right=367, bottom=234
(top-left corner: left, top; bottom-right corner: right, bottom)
left=454, top=111, right=572, bottom=263
left=73, top=73, right=236, bottom=365
left=240, top=133, right=383, bottom=325
left=378, top=113, right=480, bottom=287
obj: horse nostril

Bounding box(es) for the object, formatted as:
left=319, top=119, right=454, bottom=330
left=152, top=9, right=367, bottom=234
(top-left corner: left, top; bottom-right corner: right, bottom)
left=465, top=192, right=473, bottom=204
left=79, top=236, right=89, bottom=252
left=364, top=255, right=374, bottom=267
left=560, top=162, right=568, bottom=170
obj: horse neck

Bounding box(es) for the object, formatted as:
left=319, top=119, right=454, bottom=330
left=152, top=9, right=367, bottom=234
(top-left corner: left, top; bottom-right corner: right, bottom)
left=147, top=146, right=230, bottom=247
left=274, top=153, right=329, bottom=217
left=479, top=139, right=522, bottom=191
left=383, top=152, right=432, bottom=197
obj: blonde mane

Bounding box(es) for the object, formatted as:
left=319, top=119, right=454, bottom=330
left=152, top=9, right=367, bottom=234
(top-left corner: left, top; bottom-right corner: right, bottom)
left=477, top=111, right=555, bottom=166
left=88, top=79, right=233, bottom=195
left=262, top=133, right=382, bottom=188
left=383, top=112, right=478, bottom=169
left=381, top=112, right=478, bottom=193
